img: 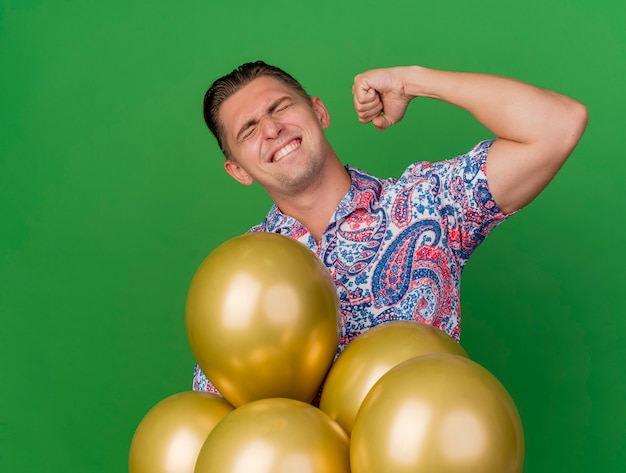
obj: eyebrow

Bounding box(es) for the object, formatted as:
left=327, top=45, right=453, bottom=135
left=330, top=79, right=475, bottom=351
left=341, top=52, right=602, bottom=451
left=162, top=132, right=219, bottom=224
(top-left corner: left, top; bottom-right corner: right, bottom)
left=235, top=96, right=292, bottom=142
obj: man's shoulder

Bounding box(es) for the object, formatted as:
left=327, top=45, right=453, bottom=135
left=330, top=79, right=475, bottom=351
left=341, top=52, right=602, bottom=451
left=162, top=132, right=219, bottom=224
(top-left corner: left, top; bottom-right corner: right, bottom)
left=246, top=205, right=279, bottom=233
left=245, top=203, right=303, bottom=236
left=247, top=222, right=266, bottom=233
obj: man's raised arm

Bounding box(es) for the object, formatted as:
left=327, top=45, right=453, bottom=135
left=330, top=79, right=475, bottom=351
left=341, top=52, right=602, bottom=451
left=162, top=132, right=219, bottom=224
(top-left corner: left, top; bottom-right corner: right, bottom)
left=352, top=66, right=588, bottom=214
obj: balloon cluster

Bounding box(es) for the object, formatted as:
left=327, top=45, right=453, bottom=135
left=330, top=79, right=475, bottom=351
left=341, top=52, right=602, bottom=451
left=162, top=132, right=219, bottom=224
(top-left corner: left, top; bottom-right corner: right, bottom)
left=129, top=233, right=524, bottom=473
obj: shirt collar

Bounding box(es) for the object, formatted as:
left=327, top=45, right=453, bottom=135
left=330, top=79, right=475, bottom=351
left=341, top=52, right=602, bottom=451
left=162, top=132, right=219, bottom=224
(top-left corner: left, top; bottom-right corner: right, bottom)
left=263, top=165, right=385, bottom=233
left=332, top=165, right=384, bottom=221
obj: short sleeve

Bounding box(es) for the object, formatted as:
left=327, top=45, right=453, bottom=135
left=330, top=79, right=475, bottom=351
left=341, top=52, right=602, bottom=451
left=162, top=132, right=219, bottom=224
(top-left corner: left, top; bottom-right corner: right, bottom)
left=399, top=140, right=513, bottom=265
left=440, top=140, right=511, bottom=261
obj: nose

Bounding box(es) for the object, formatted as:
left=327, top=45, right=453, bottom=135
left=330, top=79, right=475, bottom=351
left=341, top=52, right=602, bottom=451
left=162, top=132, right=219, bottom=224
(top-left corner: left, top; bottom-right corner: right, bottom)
left=259, top=115, right=282, bottom=140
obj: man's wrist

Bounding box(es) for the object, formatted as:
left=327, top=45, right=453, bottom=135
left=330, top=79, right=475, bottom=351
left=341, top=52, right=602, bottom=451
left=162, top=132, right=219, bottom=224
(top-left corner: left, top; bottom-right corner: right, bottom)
left=402, top=65, right=447, bottom=101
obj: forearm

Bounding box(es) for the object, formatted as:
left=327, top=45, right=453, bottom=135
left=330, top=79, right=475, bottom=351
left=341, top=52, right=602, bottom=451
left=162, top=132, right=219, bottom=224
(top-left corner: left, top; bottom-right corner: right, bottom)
left=400, top=65, right=586, bottom=150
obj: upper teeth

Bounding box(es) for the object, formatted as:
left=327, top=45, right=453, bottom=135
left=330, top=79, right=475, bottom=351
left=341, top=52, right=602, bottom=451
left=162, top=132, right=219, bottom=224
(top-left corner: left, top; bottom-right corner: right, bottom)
left=274, top=140, right=300, bottom=161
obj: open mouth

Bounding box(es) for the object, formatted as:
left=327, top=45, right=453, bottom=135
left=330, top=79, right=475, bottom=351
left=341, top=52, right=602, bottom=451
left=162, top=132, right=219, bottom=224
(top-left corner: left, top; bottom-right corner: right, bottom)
left=272, top=138, right=301, bottom=162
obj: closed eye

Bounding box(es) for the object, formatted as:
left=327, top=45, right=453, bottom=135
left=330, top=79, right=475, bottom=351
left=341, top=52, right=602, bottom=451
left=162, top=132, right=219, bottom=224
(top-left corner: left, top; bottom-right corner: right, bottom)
left=274, top=103, right=291, bottom=113
left=240, top=125, right=258, bottom=141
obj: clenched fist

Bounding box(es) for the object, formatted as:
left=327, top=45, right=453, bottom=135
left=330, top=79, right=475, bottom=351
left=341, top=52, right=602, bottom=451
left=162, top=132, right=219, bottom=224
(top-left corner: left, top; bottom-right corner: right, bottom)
left=352, top=66, right=415, bottom=131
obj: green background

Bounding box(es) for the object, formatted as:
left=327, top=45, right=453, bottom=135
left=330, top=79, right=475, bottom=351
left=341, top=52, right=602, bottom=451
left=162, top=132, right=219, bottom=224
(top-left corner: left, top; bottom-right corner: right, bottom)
left=1, top=0, right=624, bottom=471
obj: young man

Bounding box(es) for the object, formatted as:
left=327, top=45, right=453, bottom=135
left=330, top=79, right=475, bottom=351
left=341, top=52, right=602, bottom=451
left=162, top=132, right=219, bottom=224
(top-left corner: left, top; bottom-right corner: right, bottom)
left=193, top=61, right=587, bottom=394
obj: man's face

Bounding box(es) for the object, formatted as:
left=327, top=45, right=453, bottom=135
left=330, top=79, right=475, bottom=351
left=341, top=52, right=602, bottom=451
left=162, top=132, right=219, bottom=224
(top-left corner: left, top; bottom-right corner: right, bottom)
left=218, top=76, right=332, bottom=198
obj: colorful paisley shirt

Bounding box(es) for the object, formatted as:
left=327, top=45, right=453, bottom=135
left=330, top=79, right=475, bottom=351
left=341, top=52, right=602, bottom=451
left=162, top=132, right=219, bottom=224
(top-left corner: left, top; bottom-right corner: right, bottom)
left=193, top=140, right=511, bottom=393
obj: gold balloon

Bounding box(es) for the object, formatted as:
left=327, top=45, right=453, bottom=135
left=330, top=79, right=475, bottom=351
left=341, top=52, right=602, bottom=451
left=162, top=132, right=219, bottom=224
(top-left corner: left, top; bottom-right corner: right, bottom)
left=194, top=398, right=350, bottom=473
left=319, top=320, right=468, bottom=435
left=185, top=233, right=340, bottom=407
left=350, top=354, right=524, bottom=473
left=128, top=391, right=234, bottom=473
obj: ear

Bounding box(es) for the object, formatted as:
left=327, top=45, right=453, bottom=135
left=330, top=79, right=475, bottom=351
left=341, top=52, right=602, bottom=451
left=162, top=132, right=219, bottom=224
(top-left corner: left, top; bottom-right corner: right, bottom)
left=224, top=159, right=254, bottom=186
left=312, top=96, right=331, bottom=129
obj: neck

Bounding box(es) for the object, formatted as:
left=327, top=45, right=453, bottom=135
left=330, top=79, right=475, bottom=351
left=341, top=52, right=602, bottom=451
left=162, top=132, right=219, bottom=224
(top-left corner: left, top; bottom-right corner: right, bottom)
left=272, top=157, right=351, bottom=243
